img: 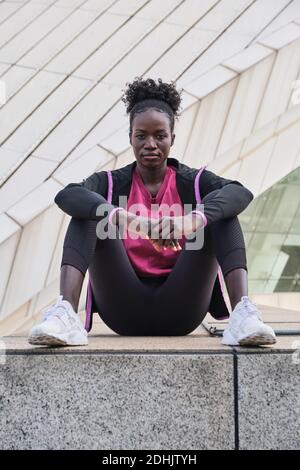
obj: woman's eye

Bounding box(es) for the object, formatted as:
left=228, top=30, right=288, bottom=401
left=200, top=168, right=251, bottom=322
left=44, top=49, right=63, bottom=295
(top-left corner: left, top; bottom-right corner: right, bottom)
left=136, top=135, right=165, bottom=140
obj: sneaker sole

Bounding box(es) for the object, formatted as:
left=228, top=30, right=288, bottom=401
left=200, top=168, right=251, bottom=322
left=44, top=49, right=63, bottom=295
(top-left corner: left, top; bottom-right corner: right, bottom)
left=28, top=334, right=88, bottom=347
left=239, top=334, right=276, bottom=346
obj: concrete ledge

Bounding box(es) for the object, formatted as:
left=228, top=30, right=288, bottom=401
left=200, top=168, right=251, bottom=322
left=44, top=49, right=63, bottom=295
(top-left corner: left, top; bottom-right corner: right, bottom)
left=238, top=354, right=300, bottom=450
left=0, top=353, right=234, bottom=450
left=1, top=324, right=299, bottom=450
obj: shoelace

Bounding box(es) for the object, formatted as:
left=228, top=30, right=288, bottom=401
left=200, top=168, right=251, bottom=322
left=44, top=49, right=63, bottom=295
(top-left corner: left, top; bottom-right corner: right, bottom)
left=42, top=295, right=75, bottom=324
left=239, top=296, right=263, bottom=321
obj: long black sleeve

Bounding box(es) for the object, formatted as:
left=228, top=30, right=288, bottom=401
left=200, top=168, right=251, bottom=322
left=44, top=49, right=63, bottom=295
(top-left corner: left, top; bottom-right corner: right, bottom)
left=199, top=169, right=254, bottom=225
left=54, top=172, right=114, bottom=220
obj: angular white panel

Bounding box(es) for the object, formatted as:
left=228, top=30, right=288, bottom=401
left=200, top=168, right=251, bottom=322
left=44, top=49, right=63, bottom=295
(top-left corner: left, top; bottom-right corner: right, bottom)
left=33, top=81, right=121, bottom=162
left=54, top=146, right=113, bottom=185
left=108, top=0, right=150, bottom=17
left=217, top=55, right=275, bottom=156
left=96, top=155, right=116, bottom=171
left=6, top=178, right=63, bottom=226
left=184, top=77, right=238, bottom=167
left=256, top=0, right=300, bottom=41
left=100, top=125, right=130, bottom=156
left=218, top=160, right=242, bottom=180
left=194, top=0, right=253, bottom=32
left=58, top=100, right=128, bottom=169
left=136, top=0, right=201, bottom=24
left=170, top=102, right=199, bottom=161
left=222, top=44, right=274, bottom=73
left=180, top=91, right=199, bottom=111
left=261, top=120, right=300, bottom=193
left=241, top=119, right=277, bottom=157
left=0, top=147, right=24, bottom=185
left=0, top=228, right=21, bottom=309
left=258, top=22, right=300, bottom=49
left=0, top=6, right=71, bottom=64
left=238, top=139, right=276, bottom=197
left=208, top=142, right=243, bottom=175
left=19, top=8, right=101, bottom=69
left=0, top=213, right=20, bottom=244
left=45, top=214, right=70, bottom=286
left=228, top=0, right=291, bottom=36
left=26, top=278, right=60, bottom=325
left=278, top=101, right=300, bottom=128
left=177, top=31, right=250, bottom=88
left=0, top=63, right=11, bottom=76
left=0, top=65, right=36, bottom=101
left=80, top=0, right=117, bottom=11
left=104, top=22, right=187, bottom=87
left=0, top=156, right=57, bottom=213
left=254, top=39, right=300, bottom=130
left=31, top=1, right=58, bottom=4
left=3, top=76, right=92, bottom=155
left=0, top=70, right=65, bottom=145
left=0, top=2, right=51, bottom=48
left=0, top=2, right=21, bottom=25
left=55, top=0, right=87, bottom=8
left=1, top=204, right=63, bottom=316
left=147, top=28, right=217, bottom=83
left=0, top=300, right=31, bottom=336
left=74, top=16, right=155, bottom=80
left=45, top=13, right=125, bottom=75
left=184, top=65, right=236, bottom=99
left=178, top=1, right=291, bottom=88
left=115, top=148, right=134, bottom=169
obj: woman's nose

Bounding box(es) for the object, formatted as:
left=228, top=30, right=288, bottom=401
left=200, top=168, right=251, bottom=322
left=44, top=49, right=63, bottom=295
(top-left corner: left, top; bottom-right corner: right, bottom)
left=144, top=136, right=157, bottom=148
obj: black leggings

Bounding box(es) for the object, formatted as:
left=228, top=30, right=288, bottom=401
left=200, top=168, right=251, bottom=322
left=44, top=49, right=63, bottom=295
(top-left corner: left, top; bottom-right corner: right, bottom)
left=61, top=189, right=247, bottom=336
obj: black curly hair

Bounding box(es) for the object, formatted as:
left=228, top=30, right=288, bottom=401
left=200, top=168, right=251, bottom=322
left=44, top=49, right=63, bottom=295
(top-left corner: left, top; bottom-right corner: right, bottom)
left=121, top=77, right=183, bottom=137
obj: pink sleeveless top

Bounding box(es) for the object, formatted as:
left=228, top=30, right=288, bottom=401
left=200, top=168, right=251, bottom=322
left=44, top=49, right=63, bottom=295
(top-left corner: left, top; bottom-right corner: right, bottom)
left=122, top=165, right=186, bottom=277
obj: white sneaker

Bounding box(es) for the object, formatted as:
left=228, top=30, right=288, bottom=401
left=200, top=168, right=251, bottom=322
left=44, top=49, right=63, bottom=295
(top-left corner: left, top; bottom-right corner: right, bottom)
left=222, top=296, right=276, bottom=346
left=28, top=295, right=88, bottom=347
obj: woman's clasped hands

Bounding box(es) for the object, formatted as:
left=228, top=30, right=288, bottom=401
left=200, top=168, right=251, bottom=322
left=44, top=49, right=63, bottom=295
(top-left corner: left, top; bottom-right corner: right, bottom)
left=117, top=211, right=205, bottom=253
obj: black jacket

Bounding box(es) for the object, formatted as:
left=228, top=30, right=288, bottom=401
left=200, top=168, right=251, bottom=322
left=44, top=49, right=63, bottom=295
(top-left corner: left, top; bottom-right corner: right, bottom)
left=55, top=157, right=254, bottom=319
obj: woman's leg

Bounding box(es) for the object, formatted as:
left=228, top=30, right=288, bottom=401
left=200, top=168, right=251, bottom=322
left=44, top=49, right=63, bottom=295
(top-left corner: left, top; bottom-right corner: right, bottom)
left=60, top=265, right=84, bottom=312
left=60, top=217, right=99, bottom=312
left=150, top=190, right=248, bottom=335
left=208, top=208, right=248, bottom=310
left=60, top=217, right=158, bottom=335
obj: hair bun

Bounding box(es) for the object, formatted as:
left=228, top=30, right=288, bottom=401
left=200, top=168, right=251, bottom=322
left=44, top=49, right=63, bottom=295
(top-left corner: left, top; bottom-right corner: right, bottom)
left=121, top=77, right=182, bottom=117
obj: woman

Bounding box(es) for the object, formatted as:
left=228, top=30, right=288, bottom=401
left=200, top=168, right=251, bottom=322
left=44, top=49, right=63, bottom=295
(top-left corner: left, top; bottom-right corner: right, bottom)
left=28, top=77, right=276, bottom=347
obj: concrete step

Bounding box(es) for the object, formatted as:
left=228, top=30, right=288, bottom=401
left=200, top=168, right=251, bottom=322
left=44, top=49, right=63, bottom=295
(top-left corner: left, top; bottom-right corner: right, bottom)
left=1, top=316, right=300, bottom=450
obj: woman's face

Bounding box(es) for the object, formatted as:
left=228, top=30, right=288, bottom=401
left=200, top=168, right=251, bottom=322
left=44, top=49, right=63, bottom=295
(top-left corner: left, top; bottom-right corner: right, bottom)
left=130, top=109, right=175, bottom=169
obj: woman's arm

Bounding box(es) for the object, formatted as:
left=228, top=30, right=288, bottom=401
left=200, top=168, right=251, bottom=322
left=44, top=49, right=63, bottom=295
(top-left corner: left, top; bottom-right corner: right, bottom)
left=54, top=172, right=111, bottom=220
left=199, top=169, right=254, bottom=225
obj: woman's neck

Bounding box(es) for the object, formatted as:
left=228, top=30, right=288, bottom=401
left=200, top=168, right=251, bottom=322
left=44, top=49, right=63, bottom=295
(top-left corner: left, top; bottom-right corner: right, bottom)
left=136, top=162, right=168, bottom=186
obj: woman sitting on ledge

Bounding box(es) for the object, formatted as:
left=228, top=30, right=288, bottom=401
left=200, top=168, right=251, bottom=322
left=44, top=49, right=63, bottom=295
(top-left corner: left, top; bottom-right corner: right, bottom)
left=28, top=77, right=276, bottom=347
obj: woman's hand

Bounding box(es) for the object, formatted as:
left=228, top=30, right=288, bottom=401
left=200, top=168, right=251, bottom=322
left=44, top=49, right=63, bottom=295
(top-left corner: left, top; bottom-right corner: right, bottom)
left=115, top=210, right=204, bottom=252
left=117, top=211, right=151, bottom=239
left=149, top=213, right=205, bottom=251
left=117, top=211, right=182, bottom=252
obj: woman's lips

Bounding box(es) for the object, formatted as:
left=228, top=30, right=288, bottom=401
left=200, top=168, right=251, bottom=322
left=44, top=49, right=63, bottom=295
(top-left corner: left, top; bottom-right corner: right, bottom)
left=142, top=155, right=160, bottom=160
